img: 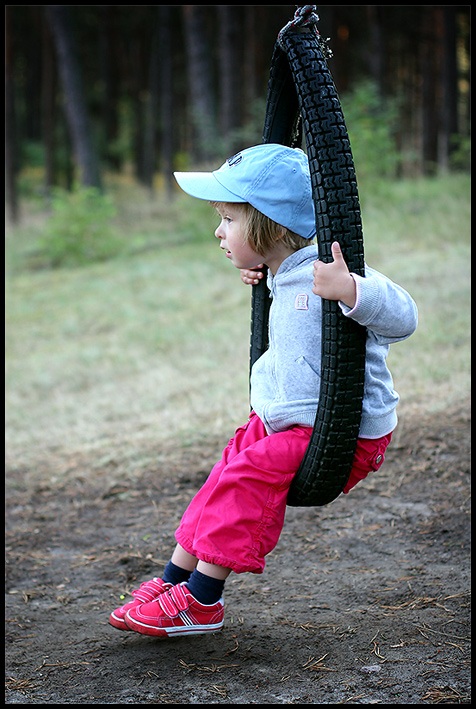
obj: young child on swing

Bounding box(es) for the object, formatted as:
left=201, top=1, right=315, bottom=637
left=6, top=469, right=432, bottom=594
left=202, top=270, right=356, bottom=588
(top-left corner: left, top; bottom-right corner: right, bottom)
left=109, top=144, right=417, bottom=637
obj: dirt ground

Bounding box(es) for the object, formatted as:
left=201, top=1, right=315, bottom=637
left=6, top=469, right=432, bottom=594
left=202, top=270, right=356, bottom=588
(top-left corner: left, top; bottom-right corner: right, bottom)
left=5, top=402, right=471, bottom=704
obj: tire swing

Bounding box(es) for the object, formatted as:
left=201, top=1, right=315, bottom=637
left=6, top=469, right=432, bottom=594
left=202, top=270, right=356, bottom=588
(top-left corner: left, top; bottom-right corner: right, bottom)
left=250, top=6, right=367, bottom=507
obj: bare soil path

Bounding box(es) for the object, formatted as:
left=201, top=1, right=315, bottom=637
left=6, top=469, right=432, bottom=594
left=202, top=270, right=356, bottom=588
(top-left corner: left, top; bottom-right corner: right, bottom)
left=6, top=404, right=471, bottom=704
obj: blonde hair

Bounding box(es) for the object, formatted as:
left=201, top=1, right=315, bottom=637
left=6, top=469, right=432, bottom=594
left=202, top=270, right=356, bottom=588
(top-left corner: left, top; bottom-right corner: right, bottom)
left=212, top=202, right=313, bottom=257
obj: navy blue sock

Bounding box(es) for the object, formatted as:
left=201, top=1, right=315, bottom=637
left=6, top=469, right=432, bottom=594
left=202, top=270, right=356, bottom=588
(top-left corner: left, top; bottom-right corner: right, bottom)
left=186, top=569, right=225, bottom=605
left=162, top=560, right=192, bottom=586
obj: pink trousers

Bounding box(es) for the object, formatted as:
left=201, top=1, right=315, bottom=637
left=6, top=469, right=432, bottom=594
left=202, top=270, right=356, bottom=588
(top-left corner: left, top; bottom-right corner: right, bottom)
left=175, top=413, right=391, bottom=574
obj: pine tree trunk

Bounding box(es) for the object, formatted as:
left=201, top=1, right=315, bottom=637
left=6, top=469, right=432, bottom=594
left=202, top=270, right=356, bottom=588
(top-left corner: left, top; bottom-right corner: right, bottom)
left=45, top=6, right=102, bottom=189
left=159, top=5, right=175, bottom=198
left=217, top=5, right=241, bottom=152
left=438, top=6, right=459, bottom=171
left=143, top=10, right=160, bottom=192
left=182, top=5, right=216, bottom=162
left=5, top=7, right=19, bottom=222
left=41, top=13, right=56, bottom=193
left=421, top=7, right=439, bottom=176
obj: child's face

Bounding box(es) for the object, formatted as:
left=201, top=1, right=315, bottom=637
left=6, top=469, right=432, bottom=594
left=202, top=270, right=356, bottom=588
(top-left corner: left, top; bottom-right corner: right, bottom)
left=214, top=204, right=264, bottom=271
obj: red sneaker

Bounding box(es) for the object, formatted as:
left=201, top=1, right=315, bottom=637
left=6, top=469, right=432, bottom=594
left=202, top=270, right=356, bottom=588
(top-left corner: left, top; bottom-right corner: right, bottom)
left=124, top=583, right=224, bottom=637
left=109, top=577, right=172, bottom=631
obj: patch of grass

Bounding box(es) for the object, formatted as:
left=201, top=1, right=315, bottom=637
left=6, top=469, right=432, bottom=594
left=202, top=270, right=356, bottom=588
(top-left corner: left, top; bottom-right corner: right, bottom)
left=6, top=192, right=250, bottom=479
left=5, top=173, right=471, bottom=482
left=358, top=174, right=471, bottom=415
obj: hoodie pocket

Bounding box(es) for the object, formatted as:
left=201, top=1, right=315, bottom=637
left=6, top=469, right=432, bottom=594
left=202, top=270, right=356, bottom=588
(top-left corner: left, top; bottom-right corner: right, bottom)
left=285, top=355, right=321, bottom=401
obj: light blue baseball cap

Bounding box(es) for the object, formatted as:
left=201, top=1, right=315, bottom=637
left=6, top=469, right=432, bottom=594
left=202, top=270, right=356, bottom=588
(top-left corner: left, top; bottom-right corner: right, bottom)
left=174, top=144, right=316, bottom=239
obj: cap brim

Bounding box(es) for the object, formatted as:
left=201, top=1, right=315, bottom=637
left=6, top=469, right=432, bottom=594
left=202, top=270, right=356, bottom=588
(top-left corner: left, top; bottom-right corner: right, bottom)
left=173, top=172, right=246, bottom=203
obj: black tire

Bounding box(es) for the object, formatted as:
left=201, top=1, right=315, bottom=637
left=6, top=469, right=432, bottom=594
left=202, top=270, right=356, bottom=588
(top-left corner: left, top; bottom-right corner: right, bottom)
left=251, top=25, right=367, bottom=506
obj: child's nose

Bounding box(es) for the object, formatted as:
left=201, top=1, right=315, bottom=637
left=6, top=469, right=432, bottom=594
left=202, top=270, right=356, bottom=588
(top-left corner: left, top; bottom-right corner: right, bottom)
left=215, top=223, right=224, bottom=239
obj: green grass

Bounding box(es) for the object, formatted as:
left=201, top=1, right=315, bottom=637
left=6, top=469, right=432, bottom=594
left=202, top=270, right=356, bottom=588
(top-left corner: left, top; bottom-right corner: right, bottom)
left=5, top=173, right=471, bottom=484
left=358, top=174, right=471, bottom=413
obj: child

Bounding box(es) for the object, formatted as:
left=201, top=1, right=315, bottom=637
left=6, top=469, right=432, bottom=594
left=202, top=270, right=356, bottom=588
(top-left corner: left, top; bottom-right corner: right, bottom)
left=109, top=144, right=417, bottom=638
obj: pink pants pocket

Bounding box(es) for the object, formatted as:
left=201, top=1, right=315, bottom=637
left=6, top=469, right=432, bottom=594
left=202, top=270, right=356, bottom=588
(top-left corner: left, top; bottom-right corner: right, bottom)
left=343, top=432, right=392, bottom=494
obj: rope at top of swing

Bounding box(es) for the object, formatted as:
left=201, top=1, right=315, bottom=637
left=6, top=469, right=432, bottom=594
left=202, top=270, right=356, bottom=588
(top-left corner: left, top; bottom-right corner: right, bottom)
left=278, top=5, right=319, bottom=42
left=277, top=6, right=333, bottom=58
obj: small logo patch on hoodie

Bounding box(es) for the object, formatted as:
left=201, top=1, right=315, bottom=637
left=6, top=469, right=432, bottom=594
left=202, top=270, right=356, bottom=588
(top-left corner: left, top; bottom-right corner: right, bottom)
left=295, top=294, right=309, bottom=310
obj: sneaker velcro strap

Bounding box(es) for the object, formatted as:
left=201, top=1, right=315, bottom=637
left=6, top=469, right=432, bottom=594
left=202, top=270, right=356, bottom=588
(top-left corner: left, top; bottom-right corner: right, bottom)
left=131, top=578, right=167, bottom=603
left=159, top=584, right=190, bottom=617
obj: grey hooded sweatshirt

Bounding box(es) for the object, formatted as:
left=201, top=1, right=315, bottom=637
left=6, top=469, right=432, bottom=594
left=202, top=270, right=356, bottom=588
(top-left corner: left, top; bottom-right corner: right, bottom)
left=250, top=245, right=418, bottom=438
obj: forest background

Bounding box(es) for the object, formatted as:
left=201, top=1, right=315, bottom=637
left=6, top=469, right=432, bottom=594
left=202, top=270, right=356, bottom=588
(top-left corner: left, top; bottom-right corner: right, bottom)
left=4, top=3, right=472, bottom=461
left=5, top=4, right=471, bottom=226
left=4, top=9, right=471, bottom=706
left=5, top=4, right=471, bottom=465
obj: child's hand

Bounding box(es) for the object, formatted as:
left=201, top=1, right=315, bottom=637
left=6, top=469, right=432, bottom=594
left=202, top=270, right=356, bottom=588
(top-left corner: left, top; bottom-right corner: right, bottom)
left=240, top=266, right=264, bottom=286
left=312, top=242, right=356, bottom=308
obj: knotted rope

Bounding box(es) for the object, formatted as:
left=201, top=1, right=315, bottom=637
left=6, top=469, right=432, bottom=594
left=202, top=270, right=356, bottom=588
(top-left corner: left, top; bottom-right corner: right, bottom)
left=278, top=5, right=332, bottom=58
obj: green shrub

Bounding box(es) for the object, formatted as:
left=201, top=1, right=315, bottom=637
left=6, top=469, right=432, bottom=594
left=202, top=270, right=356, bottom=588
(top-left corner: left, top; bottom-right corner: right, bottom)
left=41, top=187, right=123, bottom=267
left=341, top=80, right=400, bottom=179
left=449, top=134, right=471, bottom=171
